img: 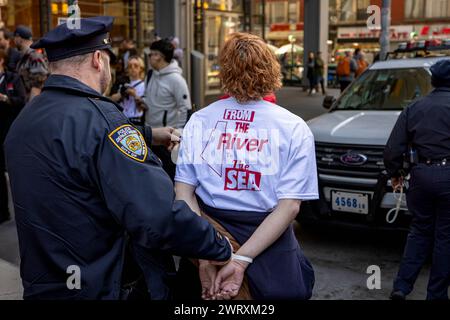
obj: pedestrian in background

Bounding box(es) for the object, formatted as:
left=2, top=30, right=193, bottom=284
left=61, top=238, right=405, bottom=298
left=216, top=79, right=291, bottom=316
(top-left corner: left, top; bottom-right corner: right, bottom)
left=144, top=38, right=192, bottom=180
left=314, top=51, right=326, bottom=96
left=110, top=56, right=147, bottom=125
left=118, top=39, right=138, bottom=70
left=384, top=59, right=450, bottom=301
left=110, top=39, right=137, bottom=95
left=0, top=48, right=26, bottom=224
left=306, top=51, right=317, bottom=95
left=0, top=28, right=21, bottom=72
left=14, top=25, right=49, bottom=101
left=170, top=37, right=184, bottom=69
left=354, top=48, right=369, bottom=78
left=336, top=51, right=357, bottom=92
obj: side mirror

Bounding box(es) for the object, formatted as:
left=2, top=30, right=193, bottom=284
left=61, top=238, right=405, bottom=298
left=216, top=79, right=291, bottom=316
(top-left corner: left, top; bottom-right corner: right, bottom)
left=323, top=96, right=336, bottom=109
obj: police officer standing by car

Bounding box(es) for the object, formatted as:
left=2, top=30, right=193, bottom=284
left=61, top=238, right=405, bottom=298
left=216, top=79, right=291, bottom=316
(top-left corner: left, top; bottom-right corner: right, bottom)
left=384, top=59, right=450, bottom=300
left=4, top=16, right=232, bottom=300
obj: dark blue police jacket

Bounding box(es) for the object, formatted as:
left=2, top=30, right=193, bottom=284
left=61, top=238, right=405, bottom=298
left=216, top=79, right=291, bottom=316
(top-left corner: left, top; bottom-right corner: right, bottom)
left=4, top=75, right=231, bottom=300
left=384, top=87, right=450, bottom=177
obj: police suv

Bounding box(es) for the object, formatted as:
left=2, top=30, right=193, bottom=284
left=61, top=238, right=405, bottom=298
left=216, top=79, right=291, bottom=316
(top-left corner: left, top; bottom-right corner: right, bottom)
left=302, top=40, right=450, bottom=231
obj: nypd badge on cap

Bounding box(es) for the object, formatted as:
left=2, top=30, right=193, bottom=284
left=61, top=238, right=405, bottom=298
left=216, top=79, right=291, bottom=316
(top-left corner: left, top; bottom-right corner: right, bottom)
left=108, top=125, right=148, bottom=162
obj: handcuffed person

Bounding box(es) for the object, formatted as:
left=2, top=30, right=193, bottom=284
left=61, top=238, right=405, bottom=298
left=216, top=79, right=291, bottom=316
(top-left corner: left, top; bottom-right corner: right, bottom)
left=174, top=33, right=317, bottom=300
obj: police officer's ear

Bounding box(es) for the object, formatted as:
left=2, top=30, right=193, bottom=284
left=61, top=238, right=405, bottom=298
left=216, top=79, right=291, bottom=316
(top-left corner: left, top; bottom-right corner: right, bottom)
left=92, top=50, right=108, bottom=72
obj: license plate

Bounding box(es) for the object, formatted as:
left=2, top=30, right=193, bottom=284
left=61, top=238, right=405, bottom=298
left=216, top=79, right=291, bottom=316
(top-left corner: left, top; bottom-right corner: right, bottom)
left=331, top=191, right=369, bottom=215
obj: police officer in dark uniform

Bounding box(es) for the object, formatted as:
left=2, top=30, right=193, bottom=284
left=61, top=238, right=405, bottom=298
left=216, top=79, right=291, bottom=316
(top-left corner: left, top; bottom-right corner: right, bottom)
left=4, top=16, right=232, bottom=300
left=384, top=59, right=450, bottom=300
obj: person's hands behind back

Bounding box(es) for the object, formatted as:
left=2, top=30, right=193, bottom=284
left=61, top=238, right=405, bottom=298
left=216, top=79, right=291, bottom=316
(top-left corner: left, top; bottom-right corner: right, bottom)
left=391, top=176, right=404, bottom=192
left=214, top=259, right=249, bottom=300
left=199, top=260, right=219, bottom=300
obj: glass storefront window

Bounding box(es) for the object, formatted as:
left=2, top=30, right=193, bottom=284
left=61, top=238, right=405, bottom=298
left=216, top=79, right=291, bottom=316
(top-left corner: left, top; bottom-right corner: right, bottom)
left=2, top=0, right=42, bottom=38
left=405, top=0, right=450, bottom=19
left=251, top=0, right=265, bottom=38
left=204, top=11, right=242, bottom=93
left=193, top=0, right=245, bottom=93
left=340, top=0, right=357, bottom=21
left=405, top=0, right=426, bottom=18
left=203, top=0, right=242, bottom=12
left=0, top=0, right=153, bottom=49
left=330, top=0, right=371, bottom=23
left=424, top=0, right=450, bottom=18
left=288, top=2, right=298, bottom=24
left=266, top=1, right=288, bottom=24
left=140, top=0, right=155, bottom=47
left=356, top=0, right=369, bottom=21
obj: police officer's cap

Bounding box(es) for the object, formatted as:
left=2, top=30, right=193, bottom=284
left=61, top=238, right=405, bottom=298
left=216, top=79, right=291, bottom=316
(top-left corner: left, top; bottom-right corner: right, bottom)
left=31, top=16, right=116, bottom=63
left=430, top=59, right=450, bottom=88
left=14, top=25, right=33, bottom=40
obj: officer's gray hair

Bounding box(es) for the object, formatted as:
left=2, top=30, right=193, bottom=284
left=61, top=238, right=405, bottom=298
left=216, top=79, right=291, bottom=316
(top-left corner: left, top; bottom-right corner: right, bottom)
left=48, top=53, right=92, bottom=73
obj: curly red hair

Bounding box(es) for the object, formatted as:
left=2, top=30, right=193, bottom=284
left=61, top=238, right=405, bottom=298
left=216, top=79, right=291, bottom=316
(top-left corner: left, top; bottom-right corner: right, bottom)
left=218, top=33, right=282, bottom=103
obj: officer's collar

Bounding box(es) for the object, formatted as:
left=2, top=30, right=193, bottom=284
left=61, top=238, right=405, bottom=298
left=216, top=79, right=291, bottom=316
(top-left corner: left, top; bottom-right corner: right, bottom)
left=43, top=74, right=105, bottom=98
left=42, top=74, right=122, bottom=111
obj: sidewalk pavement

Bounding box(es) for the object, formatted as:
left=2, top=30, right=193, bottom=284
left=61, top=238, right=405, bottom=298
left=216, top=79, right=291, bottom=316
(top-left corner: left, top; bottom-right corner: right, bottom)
left=0, top=173, right=22, bottom=299
left=0, top=258, right=22, bottom=299
left=0, top=220, right=21, bottom=299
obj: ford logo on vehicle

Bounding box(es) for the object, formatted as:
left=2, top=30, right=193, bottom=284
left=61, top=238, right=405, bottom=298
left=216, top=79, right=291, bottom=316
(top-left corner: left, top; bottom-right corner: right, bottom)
left=340, top=153, right=368, bottom=166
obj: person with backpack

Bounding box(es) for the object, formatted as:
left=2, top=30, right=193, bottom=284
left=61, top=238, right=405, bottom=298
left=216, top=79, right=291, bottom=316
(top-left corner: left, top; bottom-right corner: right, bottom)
left=14, top=25, right=49, bottom=101
left=354, top=49, right=369, bottom=78
left=336, top=51, right=357, bottom=92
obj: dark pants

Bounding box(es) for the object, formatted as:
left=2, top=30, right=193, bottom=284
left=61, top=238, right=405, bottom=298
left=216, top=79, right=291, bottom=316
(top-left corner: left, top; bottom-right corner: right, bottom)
left=308, top=75, right=317, bottom=94
left=394, top=164, right=450, bottom=300
left=317, top=76, right=326, bottom=95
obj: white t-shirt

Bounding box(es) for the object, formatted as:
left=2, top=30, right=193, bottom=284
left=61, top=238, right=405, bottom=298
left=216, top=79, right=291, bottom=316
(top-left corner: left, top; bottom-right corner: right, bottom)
left=175, top=97, right=319, bottom=212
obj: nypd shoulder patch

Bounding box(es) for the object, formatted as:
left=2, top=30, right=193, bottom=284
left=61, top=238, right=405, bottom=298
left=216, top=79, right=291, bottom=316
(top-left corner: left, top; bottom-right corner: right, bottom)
left=108, top=125, right=148, bottom=162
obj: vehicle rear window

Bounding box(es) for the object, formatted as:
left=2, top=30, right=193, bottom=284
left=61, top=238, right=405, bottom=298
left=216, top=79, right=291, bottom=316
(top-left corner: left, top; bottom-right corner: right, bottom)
left=335, top=68, right=432, bottom=111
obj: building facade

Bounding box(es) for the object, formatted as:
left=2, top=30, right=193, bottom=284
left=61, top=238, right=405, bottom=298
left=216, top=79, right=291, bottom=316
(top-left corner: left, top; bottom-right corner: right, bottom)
left=0, top=0, right=155, bottom=49
left=1, top=1, right=447, bottom=94
left=330, top=0, right=450, bottom=63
